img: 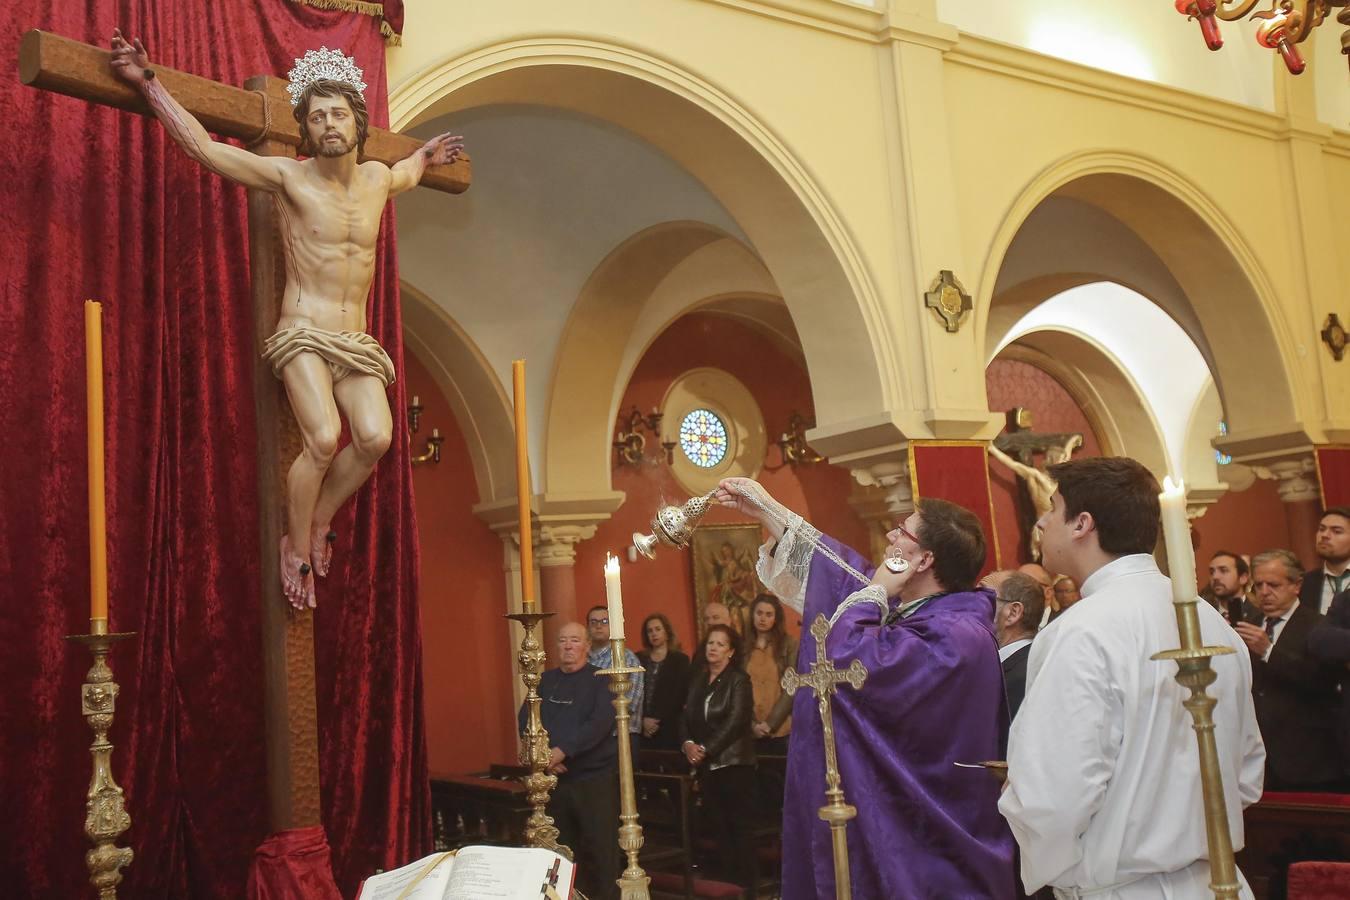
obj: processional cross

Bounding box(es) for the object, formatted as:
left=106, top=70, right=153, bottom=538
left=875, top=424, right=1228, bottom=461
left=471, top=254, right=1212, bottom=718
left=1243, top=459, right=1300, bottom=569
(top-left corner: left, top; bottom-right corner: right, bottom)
left=20, top=27, right=470, bottom=869
left=781, top=613, right=868, bottom=900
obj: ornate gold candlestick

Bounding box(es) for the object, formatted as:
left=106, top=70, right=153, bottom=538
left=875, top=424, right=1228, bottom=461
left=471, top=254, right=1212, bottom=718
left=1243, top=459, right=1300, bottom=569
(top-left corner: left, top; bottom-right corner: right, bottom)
left=66, top=624, right=136, bottom=898
left=596, top=636, right=650, bottom=900
left=781, top=614, right=868, bottom=900
left=1152, top=601, right=1240, bottom=899
left=506, top=610, right=569, bottom=856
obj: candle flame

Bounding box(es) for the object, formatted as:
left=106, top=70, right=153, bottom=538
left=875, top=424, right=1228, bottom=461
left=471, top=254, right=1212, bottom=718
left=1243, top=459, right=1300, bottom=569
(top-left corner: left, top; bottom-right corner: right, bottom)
left=605, top=552, right=619, bottom=573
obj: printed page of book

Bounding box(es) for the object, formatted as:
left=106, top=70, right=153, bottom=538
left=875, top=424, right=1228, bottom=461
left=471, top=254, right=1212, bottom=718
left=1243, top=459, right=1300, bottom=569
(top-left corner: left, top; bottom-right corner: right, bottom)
left=357, top=852, right=454, bottom=899
left=444, top=846, right=575, bottom=899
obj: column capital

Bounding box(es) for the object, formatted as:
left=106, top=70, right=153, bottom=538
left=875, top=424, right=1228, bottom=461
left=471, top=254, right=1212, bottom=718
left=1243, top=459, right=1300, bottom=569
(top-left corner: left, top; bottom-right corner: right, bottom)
left=1185, top=485, right=1228, bottom=521
left=847, top=457, right=914, bottom=519
left=1253, top=455, right=1320, bottom=504
left=536, top=524, right=598, bottom=567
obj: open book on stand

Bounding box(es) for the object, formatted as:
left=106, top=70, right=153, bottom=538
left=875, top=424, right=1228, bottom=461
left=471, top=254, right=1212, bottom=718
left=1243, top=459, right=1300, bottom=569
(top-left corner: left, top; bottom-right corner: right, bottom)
left=357, top=845, right=575, bottom=900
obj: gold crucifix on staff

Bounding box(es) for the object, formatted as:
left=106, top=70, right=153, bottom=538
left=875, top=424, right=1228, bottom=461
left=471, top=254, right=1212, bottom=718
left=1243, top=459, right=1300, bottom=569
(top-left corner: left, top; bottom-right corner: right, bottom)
left=781, top=614, right=868, bottom=900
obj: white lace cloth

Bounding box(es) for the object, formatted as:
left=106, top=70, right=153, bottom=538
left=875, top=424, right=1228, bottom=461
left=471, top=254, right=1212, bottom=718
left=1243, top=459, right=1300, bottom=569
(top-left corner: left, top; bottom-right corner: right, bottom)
left=755, top=514, right=887, bottom=630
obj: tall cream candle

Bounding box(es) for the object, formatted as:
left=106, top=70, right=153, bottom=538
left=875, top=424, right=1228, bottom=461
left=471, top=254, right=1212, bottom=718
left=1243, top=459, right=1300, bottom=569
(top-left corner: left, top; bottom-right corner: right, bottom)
left=1159, top=476, right=1197, bottom=606
left=604, top=553, right=625, bottom=639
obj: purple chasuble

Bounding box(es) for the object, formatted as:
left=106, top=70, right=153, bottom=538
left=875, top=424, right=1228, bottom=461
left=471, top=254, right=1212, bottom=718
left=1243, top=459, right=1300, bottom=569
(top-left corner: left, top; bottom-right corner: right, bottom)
left=780, top=535, right=1016, bottom=900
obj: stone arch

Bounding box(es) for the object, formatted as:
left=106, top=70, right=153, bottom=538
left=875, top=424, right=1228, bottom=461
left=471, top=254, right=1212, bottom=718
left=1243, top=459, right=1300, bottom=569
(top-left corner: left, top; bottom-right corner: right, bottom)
left=388, top=39, right=893, bottom=495
left=993, top=330, right=1169, bottom=478
left=544, top=221, right=791, bottom=495
left=976, top=149, right=1303, bottom=451
left=401, top=280, right=516, bottom=504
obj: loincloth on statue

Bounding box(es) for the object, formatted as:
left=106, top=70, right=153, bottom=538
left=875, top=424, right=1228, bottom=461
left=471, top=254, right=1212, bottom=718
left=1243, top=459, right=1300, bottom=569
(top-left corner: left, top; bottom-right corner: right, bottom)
left=261, top=325, right=396, bottom=387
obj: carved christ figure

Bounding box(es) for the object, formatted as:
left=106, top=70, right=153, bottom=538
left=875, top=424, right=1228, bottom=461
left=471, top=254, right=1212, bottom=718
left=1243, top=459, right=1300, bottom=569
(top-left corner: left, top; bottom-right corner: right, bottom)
left=988, top=434, right=1082, bottom=561
left=110, top=31, right=464, bottom=608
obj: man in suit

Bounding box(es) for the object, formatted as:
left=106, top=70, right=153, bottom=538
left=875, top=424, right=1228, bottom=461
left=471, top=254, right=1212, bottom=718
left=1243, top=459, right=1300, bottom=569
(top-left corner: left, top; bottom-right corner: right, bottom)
left=1299, top=507, right=1350, bottom=614
left=1308, top=586, right=1350, bottom=791
left=995, top=571, right=1045, bottom=719
left=1236, top=549, right=1342, bottom=791
left=1208, top=550, right=1253, bottom=625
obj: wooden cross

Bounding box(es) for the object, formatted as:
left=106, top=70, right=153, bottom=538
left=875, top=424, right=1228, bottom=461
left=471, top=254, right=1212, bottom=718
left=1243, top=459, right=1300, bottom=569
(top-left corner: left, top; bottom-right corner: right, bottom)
left=781, top=613, right=867, bottom=900
left=20, top=30, right=471, bottom=836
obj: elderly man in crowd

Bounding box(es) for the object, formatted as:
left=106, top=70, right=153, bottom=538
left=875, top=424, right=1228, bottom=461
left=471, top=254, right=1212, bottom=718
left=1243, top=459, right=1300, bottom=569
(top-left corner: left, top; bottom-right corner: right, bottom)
left=1237, top=549, right=1342, bottom=791
left=519, top=622, right=620, bottom=900
left=994, top=572, right=1045, bottom=719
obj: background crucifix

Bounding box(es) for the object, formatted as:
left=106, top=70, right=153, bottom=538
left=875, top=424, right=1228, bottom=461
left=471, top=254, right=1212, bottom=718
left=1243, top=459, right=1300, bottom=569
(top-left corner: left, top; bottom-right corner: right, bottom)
left=20, top=27, right=470, bottom=873
left=990, top=407, right=1083, bottom=562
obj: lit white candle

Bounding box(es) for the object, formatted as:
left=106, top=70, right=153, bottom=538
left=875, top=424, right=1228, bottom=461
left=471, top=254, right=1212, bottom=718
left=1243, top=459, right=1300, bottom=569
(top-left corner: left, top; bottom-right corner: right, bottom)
left=604, top=553, right=625, bottom=639
left=1159, top=476, right=1198, bottom=606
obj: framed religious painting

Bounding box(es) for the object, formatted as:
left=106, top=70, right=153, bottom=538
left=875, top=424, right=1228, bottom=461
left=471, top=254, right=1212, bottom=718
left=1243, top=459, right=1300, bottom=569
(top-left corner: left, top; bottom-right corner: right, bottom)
left=691, top=523, right=767, bottom=641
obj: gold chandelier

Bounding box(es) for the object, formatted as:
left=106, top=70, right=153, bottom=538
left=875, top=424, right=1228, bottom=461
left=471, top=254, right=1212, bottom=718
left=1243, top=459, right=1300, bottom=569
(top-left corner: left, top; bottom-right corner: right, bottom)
left=1175, top=0, right=1350, bottom=74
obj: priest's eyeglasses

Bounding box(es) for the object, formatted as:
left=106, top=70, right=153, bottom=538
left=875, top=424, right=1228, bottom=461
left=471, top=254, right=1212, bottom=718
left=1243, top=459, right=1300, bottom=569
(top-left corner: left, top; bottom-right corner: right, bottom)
left=895, top=523, right=922, bottom=547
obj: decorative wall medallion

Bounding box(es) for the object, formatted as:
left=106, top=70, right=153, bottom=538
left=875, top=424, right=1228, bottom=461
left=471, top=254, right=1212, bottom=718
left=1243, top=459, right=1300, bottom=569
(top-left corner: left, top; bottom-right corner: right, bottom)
left=924, top=270, right=972, bottom=333
left=1322, top=313, right=1346, bottom=362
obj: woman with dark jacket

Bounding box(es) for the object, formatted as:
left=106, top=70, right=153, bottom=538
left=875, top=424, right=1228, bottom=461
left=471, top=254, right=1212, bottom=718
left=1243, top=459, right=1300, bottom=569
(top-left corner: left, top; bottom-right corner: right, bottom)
left=637, top=612, right=691, bottom=750
left=681, top=623, right=756, bottom=889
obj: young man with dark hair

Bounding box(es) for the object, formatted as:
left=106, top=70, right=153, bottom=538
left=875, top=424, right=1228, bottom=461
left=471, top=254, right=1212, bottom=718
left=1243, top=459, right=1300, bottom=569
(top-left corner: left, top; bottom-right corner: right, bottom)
left=1303, top=507, right=1350, bottom=613
left=714, top=478, right=1014, bottom=900
left=999, top=457, right=1265, bottom=899
left=1209, top=550, right=1252, bottom=624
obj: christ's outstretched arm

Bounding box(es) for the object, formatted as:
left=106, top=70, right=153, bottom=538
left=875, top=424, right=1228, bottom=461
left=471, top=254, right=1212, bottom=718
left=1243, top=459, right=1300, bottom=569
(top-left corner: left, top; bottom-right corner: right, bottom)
left=110, top=29, right=287, bottom=192
left=388, top=133, right=465, bottom=196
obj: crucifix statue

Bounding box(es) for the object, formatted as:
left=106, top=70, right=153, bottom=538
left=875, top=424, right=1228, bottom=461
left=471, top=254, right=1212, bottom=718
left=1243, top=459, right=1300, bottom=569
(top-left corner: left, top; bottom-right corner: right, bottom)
left=781, top=613, right=868, bottom=900
left=21, top=27, right=471, bottom=876
left=110, top=31, right=462, bottom=610
left=989, top=408, right=1083, bottom=561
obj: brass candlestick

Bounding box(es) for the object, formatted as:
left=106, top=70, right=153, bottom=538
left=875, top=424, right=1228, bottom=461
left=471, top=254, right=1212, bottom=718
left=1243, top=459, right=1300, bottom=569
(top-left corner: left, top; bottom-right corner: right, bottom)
left=506, top=610, right=569, bottom=856
left=781, top=614, right=868, bottom=900
left=596, top=636, right=650, bottom=900
left=1152, top=599, right=1240, bottom=899
left=66, top=624, right=137, bottom=899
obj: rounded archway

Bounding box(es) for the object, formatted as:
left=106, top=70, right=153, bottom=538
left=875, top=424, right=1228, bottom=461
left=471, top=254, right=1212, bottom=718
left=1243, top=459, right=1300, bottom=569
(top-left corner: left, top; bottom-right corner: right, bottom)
left=977, top=151, right=1303, bottom=455
left=401, top=280, right=515, bottom=504
left=389, top=40, right=895, bottom=476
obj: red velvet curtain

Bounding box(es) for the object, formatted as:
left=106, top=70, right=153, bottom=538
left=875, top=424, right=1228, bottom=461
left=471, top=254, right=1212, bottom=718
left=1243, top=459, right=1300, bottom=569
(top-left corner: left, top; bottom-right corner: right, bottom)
left=910, top=442, right=1003, bottom=574
left=0, top=3, right=428, bottom=897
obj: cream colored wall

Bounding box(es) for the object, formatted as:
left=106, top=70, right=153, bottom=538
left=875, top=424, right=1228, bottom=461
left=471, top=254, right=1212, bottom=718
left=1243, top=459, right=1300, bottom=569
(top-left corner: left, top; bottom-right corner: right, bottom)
left=388, top=0, right=1349, bottom=503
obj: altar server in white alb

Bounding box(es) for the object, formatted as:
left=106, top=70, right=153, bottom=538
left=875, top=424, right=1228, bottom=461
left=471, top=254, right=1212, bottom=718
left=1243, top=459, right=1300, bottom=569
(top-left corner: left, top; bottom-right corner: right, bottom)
left=998, top=456, right=1266, bottom=899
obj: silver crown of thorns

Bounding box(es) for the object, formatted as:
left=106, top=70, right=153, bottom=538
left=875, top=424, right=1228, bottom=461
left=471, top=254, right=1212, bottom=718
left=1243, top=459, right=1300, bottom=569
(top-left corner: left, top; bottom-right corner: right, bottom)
left=286, top=47, right=367, bottom=106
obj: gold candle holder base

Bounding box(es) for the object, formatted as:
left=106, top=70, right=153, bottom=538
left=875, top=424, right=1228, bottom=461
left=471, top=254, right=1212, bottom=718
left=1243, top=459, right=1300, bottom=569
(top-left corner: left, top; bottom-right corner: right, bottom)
left=596, top=637, right=650, bottom=900
left=66, top=629, right=137, bottom=899
left=506, top=611, right=570, bottom=857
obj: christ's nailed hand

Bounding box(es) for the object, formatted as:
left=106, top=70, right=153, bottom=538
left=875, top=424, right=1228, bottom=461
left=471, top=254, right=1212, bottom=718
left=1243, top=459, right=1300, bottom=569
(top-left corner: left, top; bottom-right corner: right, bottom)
left=110, top=29, right=152, bottom=86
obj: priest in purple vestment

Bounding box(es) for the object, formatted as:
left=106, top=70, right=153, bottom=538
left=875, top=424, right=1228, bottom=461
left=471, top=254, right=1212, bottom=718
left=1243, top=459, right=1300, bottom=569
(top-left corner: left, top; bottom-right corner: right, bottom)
left=715, top=478, right=1016, bottom=900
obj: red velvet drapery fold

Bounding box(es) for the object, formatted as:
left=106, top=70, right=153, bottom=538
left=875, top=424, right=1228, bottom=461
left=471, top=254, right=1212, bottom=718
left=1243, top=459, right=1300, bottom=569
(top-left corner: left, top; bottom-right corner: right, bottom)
left=1, top=2, right=429, bottom=897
